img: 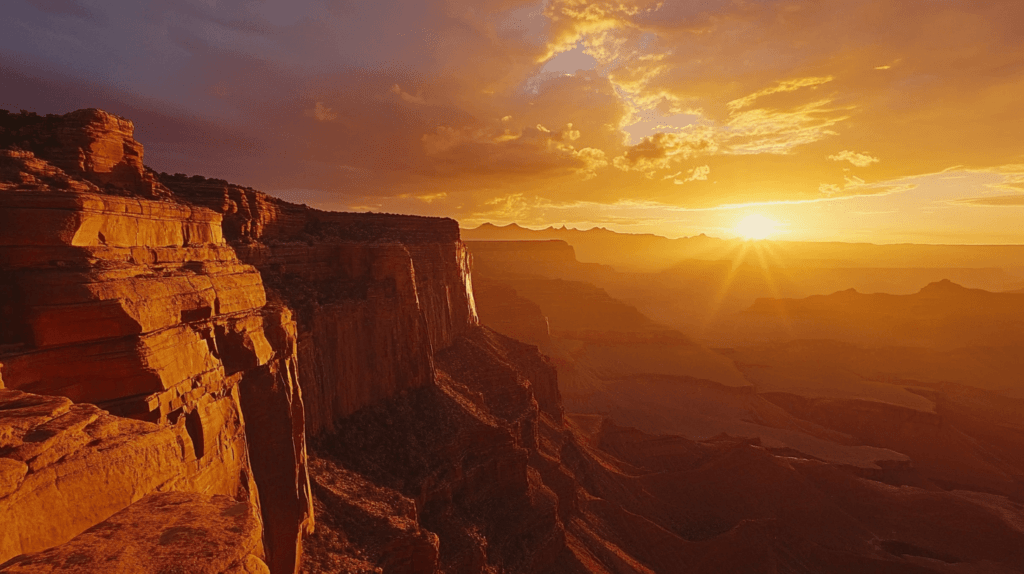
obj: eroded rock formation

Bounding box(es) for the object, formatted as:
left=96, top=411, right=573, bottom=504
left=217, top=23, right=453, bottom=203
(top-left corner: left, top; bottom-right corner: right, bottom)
left=158, top=174, right=478, bottom=436
left=5, top=108, right=1023, bottom=574
left=0, top=389, right=188, bottom=562
left=0, top=108, right=480, bottom=573
left=1, top=491, right=268, bottom=574
left=0, top=110, right=310, bottom=573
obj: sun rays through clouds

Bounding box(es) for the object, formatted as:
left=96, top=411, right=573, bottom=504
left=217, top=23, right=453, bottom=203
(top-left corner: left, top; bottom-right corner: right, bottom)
left=5, top=0, right=1024, bottom=242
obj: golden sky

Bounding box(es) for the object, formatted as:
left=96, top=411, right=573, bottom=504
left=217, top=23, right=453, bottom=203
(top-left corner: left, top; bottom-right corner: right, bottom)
left=2, top=0, right=1023, bottom=243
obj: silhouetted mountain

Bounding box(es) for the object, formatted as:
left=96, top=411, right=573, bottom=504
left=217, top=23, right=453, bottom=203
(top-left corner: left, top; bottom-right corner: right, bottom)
left=464, top=227, right=1024, bottom=347
left=464, top=222, right=1024, bottom=277
left=741, top=280, right=1024, bottom=349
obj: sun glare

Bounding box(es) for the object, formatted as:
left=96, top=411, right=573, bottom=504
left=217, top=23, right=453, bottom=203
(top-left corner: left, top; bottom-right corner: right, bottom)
left=735, top=214, right=779, bottom=240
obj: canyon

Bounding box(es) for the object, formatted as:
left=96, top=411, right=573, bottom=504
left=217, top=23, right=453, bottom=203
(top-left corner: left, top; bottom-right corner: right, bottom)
left=2, top=109, right=1024, bottom=574
left=468, top=238, right=1024, bottom=573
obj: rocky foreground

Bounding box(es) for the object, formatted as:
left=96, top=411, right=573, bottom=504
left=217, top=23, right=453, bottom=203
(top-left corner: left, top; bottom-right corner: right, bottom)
left=2, top=109, right=1023, bottom=574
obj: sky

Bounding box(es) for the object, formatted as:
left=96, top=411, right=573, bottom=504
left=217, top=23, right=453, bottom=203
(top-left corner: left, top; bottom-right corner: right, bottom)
left=2, top=0, right=1023, bottom=243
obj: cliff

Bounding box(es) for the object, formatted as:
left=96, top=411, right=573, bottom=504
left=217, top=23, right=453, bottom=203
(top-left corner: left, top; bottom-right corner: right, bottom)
left=156, top=174, right=478, bottom=437
left=470, top=281, right=551, bottom=349
left=0, top=111, right=310, bottom=572
left=0, top=109, right=477, bottom=572
left=4, top=108, right=1024, bottom=574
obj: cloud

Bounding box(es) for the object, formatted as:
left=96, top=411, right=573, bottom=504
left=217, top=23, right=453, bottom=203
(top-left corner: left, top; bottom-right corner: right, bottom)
left=419, top=120, right=607, bottom=179
left=727, top=76, right=835, bottom=111
left=664, top=164, right=710, bottom=185
left=725, top=99, right=849, bottom=155
left=829, top=150, right=880, bottom=167
left=399, top=191, right=448, bottom=203
left=819, top=183, right=843, bottom=197
left=479, top=192, right=536, bottom=221
left=391, top=84, right=426, bottom=105
left=953, top=194, right=1024, bottom=207
left=613, top=129, right=718, bottom=175
left=311, top=102, right=337, bottom=121
left=6, top=0, right=1024, bottom=239
left=574, top=146, right=609, bottom=179
left=982, top=178, right=1024, bottom=193
left=819, top=178, right=915, bottom=199
left=540, top=0, right=662, bottom=62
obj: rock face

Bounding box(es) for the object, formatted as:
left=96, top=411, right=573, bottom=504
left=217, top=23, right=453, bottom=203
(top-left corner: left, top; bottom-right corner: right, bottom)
left=0, top=111, right=311, bottom=573
left=0, top=491, right=268, bottom=573
left=0, top=109, right=169, bottom=199
left=306, top=327, right=573, bottom=574
left=0, top=389, right=189, bottom=562
left=0, top=109, right=478, bottom=572
left=159, top=174, right=478, bottom=437
left=472, top=281, right=551, bottom=349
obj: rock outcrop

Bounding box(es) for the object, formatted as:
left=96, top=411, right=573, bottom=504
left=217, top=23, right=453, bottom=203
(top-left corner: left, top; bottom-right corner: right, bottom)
left=0, top=389, right=189, bottom=562
left=0, top=491, right=267, bottom=573
left=158, top=174, right=478, bottom=437
left=0, top=111, right=311, bottom=573
left=0, top=109, right=169, bottom=199
left=0, top=108, right=478, bottom=572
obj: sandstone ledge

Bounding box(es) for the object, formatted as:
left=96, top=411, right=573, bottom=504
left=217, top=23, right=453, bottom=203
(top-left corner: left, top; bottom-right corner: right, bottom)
left=0, top=491, right=268, bottom=573
left=0, top=389, right=188, bottom=563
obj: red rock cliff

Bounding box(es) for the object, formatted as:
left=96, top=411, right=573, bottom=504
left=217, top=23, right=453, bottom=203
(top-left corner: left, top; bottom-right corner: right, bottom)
left=0, top=108, right=478, bottom=571
left=158, top=175, right=479, bottom=437
left=0, top=110, right=311, bottom=573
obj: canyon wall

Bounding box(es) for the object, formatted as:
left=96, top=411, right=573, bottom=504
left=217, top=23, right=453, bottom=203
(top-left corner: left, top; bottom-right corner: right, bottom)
left=0, top=109, right=478, bottom=572
left=159, top=175, right=478, bottom=437
left=0, top=112, right=311, bottom=573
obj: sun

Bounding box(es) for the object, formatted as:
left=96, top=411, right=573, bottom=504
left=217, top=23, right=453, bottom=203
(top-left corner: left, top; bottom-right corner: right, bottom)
left=735, top=214, right=780, bottom=240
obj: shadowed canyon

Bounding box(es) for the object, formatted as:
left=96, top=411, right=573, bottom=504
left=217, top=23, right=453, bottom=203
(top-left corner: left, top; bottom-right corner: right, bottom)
left=2, top=108, right=1024, bottom=574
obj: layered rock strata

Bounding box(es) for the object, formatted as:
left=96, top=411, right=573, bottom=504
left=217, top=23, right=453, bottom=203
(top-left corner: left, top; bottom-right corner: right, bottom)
left=0, top=389, right=189, bottom=562
left=0, top=111, right=311, bottom=573
left=0, top=109, right=170, bottom=199
left=159, top=175, right=478, bottom=437
left=0, top=108, right=477, bottom=571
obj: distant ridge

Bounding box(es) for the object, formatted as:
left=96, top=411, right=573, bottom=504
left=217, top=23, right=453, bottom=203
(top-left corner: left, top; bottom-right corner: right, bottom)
left=463, top=221, right=1024, bottom=274
left=743, top=279, right=1024, bottom=349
